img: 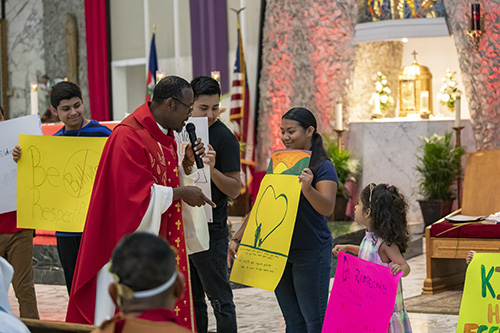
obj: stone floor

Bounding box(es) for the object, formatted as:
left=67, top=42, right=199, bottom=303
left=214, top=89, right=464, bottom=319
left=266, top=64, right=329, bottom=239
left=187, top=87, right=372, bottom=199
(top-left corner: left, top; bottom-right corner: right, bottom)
left=8, top=241, right=459, bottom=332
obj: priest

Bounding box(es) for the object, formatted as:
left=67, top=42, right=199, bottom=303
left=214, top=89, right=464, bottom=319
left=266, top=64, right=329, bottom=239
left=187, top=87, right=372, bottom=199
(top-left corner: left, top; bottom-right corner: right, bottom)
left=66, top=76, right=214, bottom=331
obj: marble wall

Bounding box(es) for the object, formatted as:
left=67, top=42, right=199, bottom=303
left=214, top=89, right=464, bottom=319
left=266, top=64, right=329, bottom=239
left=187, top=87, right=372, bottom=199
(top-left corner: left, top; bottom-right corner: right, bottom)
left=349, top=119, right=476, bottom=222
left=445, top=0, right=500, bottom=151
left=347, top=41, right=403, bottom=122
left=6, top=1, right=44, bottom=118
left=256, top=0, right=358, bottom=170
left=43, top=0, right=89, bottom=117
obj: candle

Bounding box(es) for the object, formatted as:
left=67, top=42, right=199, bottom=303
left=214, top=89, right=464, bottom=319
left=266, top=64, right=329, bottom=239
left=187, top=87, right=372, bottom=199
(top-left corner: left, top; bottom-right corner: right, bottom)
left=455, top=94, right=461, bottom=128
left=472, top=3, right=480, bottom=31
left=211, top=71, right=220, bottom=83
left=420, top=91, right=429, bottom=111
left=30, top=82, right=39, bottom=116
left=335, top=101, right=343, bottom=131
left=373, top=93, right=381, bottom=114
left=156, top=71, right=165, bottom=83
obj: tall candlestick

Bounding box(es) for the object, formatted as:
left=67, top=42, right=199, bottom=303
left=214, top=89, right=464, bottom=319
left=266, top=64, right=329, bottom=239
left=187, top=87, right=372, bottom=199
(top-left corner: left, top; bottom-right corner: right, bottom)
left=455, top=94, right=461, bottom=128
left=335, top=101, right=343, bottom=131
left=30, top=82, right=39, bottom=116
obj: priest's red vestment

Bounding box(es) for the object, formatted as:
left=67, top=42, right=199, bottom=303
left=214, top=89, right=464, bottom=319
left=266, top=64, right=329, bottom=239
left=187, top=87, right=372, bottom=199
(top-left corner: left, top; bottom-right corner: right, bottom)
left=66, top=103, right=194, bottom=331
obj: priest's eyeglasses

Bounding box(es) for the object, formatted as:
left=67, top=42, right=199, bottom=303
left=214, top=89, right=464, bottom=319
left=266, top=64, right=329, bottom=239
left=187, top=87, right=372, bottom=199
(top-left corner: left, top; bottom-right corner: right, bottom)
left=172, top=97, right=193, bottom=115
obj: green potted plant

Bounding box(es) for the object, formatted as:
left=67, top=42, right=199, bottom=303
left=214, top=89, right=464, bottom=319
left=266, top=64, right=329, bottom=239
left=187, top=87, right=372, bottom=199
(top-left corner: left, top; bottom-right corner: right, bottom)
left=323, top=134, right=354, bottom=221
left=415, top=132, right=465, bottom=227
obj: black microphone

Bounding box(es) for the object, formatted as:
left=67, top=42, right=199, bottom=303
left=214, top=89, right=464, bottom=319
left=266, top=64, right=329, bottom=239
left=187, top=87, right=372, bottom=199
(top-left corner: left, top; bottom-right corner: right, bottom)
left=186, top=123, right=204, bottom=169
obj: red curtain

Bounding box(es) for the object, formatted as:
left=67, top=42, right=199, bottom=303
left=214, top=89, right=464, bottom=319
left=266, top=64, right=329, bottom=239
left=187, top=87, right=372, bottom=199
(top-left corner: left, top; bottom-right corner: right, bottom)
left=84, top=0, right=110, bottom=121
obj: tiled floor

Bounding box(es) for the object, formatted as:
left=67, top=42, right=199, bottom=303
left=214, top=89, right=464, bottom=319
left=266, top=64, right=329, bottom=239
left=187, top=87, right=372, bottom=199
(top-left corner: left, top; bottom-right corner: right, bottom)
left=8, top=244, right=459, bottom=332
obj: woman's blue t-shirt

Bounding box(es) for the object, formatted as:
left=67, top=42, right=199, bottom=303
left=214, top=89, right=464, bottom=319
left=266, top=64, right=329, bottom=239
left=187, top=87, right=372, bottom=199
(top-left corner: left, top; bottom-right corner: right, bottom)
left=290, top=159, right=338, bottom=250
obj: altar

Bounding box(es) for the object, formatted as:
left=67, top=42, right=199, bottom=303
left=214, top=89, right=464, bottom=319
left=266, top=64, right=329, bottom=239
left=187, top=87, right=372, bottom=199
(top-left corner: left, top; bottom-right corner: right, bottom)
left=348, top=117, right=476, bottom=223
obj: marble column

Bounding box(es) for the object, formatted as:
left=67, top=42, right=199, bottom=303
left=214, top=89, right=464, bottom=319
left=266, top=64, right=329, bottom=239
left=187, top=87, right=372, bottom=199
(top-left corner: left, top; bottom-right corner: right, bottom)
left=256, top=0, right=357, bottom=170
left=43, top=0, right=89, bottom=117
left=6, top=0, right=45, bottom=118
left=445, top=0, right=500, bottom=151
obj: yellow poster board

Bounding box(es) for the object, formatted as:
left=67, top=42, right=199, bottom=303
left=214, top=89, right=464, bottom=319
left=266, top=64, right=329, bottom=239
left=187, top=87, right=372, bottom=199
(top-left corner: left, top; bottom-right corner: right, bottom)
left=16, top=135, right=107, bottom=232
left=230, top=149, right=310, bottom=291
left=456, top=253, right=500, bottom=333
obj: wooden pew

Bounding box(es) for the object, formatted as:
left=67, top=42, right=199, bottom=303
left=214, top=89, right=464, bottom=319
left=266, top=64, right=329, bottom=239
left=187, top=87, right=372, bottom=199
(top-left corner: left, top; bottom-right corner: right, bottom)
left=21, top=319, right=96, bottom=333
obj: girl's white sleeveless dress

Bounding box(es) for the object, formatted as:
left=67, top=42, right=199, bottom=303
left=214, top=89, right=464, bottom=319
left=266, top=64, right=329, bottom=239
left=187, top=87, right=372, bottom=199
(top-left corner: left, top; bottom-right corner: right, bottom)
left=358, top=231, right=412, bottom=333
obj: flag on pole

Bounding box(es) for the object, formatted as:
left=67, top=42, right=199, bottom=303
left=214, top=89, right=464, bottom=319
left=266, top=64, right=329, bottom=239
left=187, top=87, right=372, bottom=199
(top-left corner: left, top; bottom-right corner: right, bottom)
left=230, top=19, right=255, bottom=195
left=146, top=33, right=158, bottom=102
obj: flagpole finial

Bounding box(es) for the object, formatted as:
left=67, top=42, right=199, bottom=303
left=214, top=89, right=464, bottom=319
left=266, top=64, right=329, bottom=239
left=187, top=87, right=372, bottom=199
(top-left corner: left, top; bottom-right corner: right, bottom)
left=230, top=7, right=246, bottom=24
left=152, top=24, right=157, bottom=35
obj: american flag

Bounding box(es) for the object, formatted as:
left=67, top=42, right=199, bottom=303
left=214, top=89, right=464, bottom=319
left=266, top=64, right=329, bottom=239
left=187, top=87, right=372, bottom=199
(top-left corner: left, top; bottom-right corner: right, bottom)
left=230, top=21, right=255, bottom=194
left=145, top=33, right=158, bottom=102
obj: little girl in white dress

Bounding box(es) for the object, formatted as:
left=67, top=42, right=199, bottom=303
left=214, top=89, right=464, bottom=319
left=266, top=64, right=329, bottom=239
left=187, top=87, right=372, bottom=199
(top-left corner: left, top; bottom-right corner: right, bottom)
left=333, top=183, right=412, bottom=332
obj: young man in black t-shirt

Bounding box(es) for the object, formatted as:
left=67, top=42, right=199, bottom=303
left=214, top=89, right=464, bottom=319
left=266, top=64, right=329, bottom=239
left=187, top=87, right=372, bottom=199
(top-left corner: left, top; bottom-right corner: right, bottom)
left=189, top=76, right=240, bottom=333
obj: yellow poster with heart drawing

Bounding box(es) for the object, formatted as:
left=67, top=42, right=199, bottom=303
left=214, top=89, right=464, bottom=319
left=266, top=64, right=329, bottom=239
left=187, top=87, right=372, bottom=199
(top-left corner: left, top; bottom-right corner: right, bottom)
left=230, top=149, right=310, bottom=291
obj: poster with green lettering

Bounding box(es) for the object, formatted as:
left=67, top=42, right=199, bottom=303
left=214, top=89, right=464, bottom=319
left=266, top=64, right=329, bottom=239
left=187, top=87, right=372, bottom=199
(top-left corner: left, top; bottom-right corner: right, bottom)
left=17, top=135, right=107, bottom=232
left=457, top=253, right=500, bottom=333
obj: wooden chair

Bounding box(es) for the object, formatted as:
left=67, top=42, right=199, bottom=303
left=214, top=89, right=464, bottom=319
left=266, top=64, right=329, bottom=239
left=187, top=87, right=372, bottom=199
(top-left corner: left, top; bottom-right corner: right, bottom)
left=423, top=149, right=500, bottom=294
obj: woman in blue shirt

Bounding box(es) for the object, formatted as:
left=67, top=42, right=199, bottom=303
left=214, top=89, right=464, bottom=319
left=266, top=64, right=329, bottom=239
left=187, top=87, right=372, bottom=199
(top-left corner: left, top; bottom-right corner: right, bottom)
left=229, top=107, right=338, bottom=332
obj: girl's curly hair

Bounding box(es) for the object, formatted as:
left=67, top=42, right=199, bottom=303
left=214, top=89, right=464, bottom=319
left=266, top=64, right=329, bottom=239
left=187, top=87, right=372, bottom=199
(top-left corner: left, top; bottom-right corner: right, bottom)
left=360, top=183, right=410, bottom=253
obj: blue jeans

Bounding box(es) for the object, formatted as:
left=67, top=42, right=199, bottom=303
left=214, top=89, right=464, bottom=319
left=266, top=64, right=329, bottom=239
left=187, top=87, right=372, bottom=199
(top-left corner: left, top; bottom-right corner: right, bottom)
left=275, top=244, right=332, bottom=333
left=189, top=238, right=237, bottom=333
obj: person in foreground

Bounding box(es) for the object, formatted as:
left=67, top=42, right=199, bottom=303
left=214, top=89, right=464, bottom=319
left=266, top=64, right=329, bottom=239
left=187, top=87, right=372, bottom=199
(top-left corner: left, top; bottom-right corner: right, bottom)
left=91, top=232, right=191, bottom=333
left=333, top=183, right=412, bottom=332
left=229, top=107, right=338, bottom=333
left=66, top=76, right=214, bottom=329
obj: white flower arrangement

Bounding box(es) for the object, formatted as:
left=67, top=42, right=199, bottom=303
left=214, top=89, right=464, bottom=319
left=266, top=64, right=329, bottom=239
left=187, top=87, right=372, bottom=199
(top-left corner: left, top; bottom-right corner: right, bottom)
left=438, top=69, right=461, bottom=109
left=373, top=71, right=394, bottom=112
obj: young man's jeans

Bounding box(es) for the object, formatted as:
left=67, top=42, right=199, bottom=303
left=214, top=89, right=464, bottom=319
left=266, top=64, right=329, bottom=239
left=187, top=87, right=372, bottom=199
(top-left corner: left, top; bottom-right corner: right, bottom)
left=189, top=237, right=237, bottom=333
left=275, top=244, right=332, bottom=333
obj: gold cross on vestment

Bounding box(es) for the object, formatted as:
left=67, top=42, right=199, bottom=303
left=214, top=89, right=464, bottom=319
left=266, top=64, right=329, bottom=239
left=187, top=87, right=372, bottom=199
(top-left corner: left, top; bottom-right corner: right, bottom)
left=175, top=237, right=181, bottom=247
left=174, top=306, right=180, bottom=316
left=174, top=166, right=178, bottom=177
left=176, top=255, right=180, bottom=265
left=175, top=220, right=181, bottom=230
left=175, top=202, right=181, bottom=212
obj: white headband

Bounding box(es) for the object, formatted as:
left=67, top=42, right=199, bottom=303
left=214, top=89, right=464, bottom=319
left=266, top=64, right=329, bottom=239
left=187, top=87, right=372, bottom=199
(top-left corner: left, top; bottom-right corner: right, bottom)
left=133, top=271, right=178, bottom=298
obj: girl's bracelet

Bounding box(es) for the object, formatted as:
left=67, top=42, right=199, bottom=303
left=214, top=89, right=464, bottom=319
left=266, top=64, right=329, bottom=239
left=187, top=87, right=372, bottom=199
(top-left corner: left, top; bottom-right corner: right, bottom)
left=231, top=237, right=241, bottom=244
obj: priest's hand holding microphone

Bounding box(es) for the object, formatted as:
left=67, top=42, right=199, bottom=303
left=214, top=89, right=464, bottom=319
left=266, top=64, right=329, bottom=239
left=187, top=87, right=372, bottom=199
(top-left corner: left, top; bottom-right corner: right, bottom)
left=173, top=123, right=216, bottom=208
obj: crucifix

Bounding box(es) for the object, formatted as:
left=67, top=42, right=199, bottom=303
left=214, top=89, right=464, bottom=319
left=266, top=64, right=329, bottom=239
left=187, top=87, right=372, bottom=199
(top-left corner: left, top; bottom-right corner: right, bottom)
left=412, top=50, right=418, bottom=61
